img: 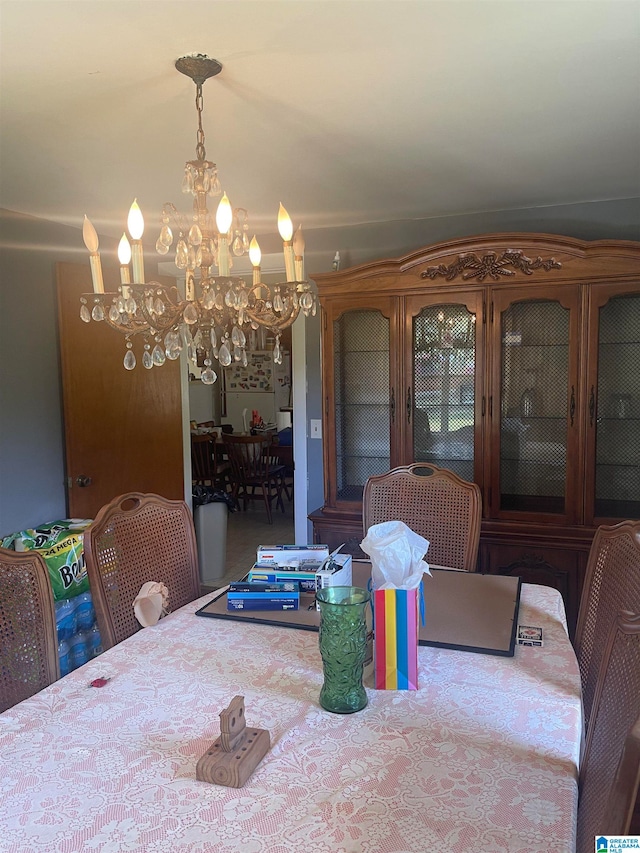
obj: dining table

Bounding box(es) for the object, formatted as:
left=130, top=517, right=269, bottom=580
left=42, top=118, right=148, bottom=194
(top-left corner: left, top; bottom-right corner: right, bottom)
left=0, top=580, right=582, bottom=853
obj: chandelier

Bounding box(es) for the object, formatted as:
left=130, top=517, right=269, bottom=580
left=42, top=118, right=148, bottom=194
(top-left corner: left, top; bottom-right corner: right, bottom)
left=80, top=54, right=316, bottom=384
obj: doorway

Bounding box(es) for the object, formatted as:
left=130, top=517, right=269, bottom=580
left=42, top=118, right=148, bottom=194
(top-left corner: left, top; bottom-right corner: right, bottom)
left=187, top=324, right=297, bottom=578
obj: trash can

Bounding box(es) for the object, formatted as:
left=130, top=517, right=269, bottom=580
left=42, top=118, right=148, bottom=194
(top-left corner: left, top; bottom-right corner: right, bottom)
left=193, top=488, right=234, bottom=584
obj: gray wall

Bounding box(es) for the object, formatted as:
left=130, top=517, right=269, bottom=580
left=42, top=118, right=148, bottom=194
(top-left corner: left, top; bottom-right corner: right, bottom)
left=1, top=199, right=639, bottom=538
left=304, top=310, right=324, bottom=519
left=0, top=211, right=89, bottom=536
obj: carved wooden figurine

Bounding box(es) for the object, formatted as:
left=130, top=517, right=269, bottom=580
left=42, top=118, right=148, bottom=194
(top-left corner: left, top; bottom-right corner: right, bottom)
left=196, top=695, right=270, bottom=788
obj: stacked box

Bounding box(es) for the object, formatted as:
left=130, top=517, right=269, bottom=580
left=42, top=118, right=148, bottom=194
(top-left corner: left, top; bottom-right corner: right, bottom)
left=256, top=545, right=330, bottom=567
left=248, top=562, right=318, bottom=592
left=227, top=581, right=300, bottom=611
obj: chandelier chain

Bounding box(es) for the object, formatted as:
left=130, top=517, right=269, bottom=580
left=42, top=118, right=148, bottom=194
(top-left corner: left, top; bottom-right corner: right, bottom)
left=195, top=83, right=207, bottom=162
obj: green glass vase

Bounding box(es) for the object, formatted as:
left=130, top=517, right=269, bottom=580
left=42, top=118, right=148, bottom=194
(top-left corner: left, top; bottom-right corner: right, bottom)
left=316, top=586, right=370, bottom=714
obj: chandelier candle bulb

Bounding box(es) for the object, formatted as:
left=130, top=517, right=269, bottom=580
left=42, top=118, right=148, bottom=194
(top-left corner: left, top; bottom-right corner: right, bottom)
left=249, top=236, right=261, bottom=286
left=277, top=203, right=296, bottom=282
left=127, top=200, right=145, bottom=284
left=216, top=193, right=233, bottom=276
left=293, top=225, right=305, bottom=282
left=117, top=233, right=132, bottom=299
left=82, top=216, right=104, bottom=294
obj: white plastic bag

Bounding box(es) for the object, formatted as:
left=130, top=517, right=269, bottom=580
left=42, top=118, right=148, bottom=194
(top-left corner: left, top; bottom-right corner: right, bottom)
left=360, top=521, right=431, bottom=590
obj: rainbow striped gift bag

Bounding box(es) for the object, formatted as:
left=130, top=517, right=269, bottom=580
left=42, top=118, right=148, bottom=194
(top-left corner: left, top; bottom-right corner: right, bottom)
left=373, top=588, right=419, bottom=690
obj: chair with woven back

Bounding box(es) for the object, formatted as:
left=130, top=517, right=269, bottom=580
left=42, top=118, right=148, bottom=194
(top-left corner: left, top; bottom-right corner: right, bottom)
left=605, top=712, right=640, bottom=837
left=362, top=463, right=482, bottom=572
left=574, top=519, right=640, bottom=731
left=222, top=433, right=287, bottom=524
left=83, top=493, right=201, bottom=651
left=576, top=611, right=640, bottom=850
left=0, top=548, right=60, bottom=712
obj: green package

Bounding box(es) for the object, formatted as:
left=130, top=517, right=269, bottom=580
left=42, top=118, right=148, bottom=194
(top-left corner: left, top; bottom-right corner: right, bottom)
left=36, top=533, right=89, bottom=601
left=7, top=519, right=93, bottom=601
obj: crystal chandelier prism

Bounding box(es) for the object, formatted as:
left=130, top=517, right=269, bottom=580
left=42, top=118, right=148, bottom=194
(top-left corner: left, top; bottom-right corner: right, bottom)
left=80, top=54, right=316, bottom=384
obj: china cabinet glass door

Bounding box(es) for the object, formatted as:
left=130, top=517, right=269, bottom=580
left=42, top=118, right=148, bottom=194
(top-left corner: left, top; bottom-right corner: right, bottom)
left=591, top=289, right=640, bottom=522
left=332, top=305, right=393, bottom=504
left=493, top=288, right=580, bottom=520
left=410, top=302, right=478, bottom=483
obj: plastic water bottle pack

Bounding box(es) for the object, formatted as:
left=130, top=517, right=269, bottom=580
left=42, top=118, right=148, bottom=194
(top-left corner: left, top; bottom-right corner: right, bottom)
left=55, top=592, right=102, bottom=675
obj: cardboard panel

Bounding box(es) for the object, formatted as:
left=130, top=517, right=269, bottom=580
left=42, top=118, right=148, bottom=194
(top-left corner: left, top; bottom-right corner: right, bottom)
left=196, top=565, right=521, bottom=656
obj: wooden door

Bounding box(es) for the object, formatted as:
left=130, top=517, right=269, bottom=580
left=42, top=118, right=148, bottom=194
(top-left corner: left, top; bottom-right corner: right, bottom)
left=56, top=262, right=184, bottom=518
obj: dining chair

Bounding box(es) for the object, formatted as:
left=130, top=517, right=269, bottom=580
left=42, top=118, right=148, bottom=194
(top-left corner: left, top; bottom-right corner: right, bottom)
left=576, top=611, right=640, bottom=851
left=222, top=434, right=287, bottom=524
left=83, top=493, right=200, bottom=651
left=191, top=433, right=231, bottom=492
left=0, top=548, right=61, bottom=712
left=604, top=712, right=640, bottom=837
left=574, top=519, right=640, bottom=730
left=362, top=463, right=482, bottom=571
left=266, top=442, right=294, bottom=502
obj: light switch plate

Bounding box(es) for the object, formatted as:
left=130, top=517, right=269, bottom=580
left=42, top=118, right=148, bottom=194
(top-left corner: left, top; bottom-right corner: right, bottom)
left=310, top=419, right=322, bottom=439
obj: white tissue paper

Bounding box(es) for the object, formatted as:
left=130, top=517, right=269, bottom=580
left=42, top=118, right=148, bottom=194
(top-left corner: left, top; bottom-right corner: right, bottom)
left=360, top=521, right=431, bottom=590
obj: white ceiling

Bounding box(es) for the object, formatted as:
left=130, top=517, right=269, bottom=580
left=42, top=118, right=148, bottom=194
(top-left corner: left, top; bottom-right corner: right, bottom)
left=1, top=0, right=639, bottom=265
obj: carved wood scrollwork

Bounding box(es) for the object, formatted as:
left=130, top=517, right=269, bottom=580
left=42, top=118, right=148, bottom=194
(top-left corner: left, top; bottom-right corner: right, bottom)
left=499, top=552, right=568, bottom=593
left=422, top=250, right=562, bottom=282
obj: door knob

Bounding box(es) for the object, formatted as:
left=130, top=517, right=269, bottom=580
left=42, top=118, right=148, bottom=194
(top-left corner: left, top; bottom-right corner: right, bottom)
left=76, top=475, right=92, bottom=487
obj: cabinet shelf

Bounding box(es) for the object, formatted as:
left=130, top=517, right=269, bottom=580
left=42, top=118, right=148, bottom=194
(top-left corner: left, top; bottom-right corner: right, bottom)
left=336, top=403, right=390, bottom=409
left=502, top=415, right=567, bottom=422
left=338, top=454, right=390, bottom=461
left=595, top=461, right=640, bottom=470
left=594, top=498, right=640, bottom=518
left=341, top=348, right=390, bottom=355
left=502, top=341, right=569, bottom=349
left=416, top=346, right=474, bottom=354
left=501, top=456, right=565, bottom=466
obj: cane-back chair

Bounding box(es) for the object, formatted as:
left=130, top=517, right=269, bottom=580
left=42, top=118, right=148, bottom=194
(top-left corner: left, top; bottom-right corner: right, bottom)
left=574, top=520, right=640, bottom=730
left=604, top=712, right=640, bottom=837
left=222, top=434, right=287, bottom=524
left=576, top=611, right=640, bottom=850
left=0, top=548, right=60, bottom=712
left=84, top=493, right=200, bottom=651
left=363, top=463, right=482, bottom=571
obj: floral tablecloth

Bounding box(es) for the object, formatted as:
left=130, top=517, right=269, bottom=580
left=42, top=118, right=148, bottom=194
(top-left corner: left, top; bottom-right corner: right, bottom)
left=0, top=584, right=581, bottom=853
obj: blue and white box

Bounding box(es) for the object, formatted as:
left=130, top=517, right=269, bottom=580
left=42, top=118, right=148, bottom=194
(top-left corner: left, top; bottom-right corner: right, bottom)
left=227, top=581, right=300, bottom=611
left=256, top=544, right=330, bottom=568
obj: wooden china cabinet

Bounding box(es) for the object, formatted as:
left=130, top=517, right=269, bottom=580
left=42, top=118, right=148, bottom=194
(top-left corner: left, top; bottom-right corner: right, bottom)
left=309, top=234, right=640, bottom=636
